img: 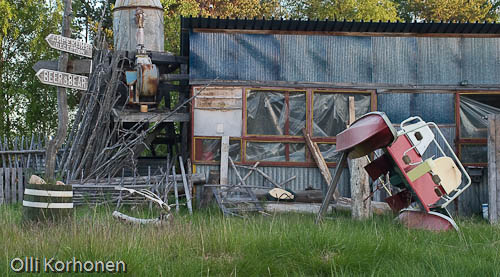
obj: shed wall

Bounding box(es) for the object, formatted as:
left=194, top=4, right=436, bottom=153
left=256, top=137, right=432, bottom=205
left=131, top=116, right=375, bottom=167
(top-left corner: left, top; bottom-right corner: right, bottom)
left=190, top=32, right=500, bottom=86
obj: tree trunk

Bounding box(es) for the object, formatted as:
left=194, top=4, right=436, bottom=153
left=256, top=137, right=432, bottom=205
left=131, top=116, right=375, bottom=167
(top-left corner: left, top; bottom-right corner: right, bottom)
left=45, top=0, right=71, bottom=181
left=349, top=157, right=372, bottom=220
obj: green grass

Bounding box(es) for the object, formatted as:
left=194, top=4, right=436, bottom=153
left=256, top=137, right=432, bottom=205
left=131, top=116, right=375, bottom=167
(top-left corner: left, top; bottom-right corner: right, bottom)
left=1, top=204, right=500, bottom=276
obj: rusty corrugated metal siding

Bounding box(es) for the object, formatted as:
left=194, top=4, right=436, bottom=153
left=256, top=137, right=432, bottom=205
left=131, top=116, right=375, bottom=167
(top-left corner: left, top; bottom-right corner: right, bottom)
left=190, top=32, right=500, bottom=86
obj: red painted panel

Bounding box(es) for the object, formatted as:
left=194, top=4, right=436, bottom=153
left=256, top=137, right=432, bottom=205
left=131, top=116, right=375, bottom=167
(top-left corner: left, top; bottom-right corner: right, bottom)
left=386, top=136, right=441, bottom=212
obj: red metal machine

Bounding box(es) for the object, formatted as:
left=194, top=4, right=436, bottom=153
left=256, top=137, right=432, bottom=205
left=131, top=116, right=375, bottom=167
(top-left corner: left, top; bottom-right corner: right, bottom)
left=317, top=112, right=471, bottom=231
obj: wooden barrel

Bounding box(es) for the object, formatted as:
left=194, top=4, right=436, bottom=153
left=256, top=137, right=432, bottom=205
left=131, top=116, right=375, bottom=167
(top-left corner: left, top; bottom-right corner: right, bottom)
left=23, top=183, right=73, bottom=222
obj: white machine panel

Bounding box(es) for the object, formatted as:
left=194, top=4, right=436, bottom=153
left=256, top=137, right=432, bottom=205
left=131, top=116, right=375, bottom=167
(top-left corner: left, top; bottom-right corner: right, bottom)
left=402, top=121, right=435, bottom=155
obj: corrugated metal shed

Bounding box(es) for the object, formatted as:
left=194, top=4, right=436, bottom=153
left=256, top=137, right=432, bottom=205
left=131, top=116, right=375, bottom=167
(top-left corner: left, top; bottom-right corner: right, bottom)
left=189, top=32, right=500, bottom=86
left=378, top=93, right=455, bottom=124
left=195, top=164, right=352, bottom=198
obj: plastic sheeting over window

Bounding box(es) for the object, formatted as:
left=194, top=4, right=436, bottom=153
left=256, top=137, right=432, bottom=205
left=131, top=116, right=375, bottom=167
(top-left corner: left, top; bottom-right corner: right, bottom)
left=317, top=144, right=342, bottom=163
left=246, top=142, right=285, bottom=161
left=245, top=142, right=306, bottom=162
left=460, top=96, right=500, bottom=138
left=195, top=139, right=241, bottom=162
left=313, top=93, right=371, bottom=137
left=289, top=143, right=306, bottom=162
left=246, top=91, right=306, bottom=136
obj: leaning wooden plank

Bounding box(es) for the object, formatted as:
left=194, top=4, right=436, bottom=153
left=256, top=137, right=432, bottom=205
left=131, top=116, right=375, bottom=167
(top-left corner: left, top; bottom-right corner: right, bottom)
left=316, top=152, right=348, bottom=224
left=235, top=165, right=282, bottom=188
left=229, top=156, right=248, bottom=187
left=179, top=156, right=193, bottom=215
left=302, top=129, right=339, bottom=200
left=220, top=136, right=229, bottom=185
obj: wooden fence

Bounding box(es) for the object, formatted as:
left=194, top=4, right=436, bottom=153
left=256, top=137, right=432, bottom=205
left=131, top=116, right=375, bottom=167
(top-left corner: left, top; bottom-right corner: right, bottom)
left=0, top=135, right=202, bottom=207
left=0, top=136, right=47, bottom=205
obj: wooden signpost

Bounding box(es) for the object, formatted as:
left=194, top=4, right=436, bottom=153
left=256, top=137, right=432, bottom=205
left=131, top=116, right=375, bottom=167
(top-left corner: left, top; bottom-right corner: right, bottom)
left=35, top=69, right=88, bottom=91
left=45, top=34, right=93, bottom=58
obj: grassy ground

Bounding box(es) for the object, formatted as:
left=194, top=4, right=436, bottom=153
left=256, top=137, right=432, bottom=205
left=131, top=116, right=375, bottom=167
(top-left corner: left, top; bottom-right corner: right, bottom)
left=1, top=204, right=500, bottom=276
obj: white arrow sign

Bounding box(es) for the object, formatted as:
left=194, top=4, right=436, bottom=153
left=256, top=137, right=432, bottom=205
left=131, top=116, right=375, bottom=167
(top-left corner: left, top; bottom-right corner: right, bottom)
left=36, top=69, right=88, bottom=91
left=45, top=34, right=93, bottom=58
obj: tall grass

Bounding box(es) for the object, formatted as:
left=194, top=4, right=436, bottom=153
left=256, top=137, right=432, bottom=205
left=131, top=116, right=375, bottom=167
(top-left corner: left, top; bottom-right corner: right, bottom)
left=1, top=204, right=500, bottom=276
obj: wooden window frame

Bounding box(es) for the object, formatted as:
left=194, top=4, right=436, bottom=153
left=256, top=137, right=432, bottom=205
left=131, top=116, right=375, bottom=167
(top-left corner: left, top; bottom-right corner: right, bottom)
left=192, top=86, right=375, bottom=167
left=456, top=91, right=500, bottom=167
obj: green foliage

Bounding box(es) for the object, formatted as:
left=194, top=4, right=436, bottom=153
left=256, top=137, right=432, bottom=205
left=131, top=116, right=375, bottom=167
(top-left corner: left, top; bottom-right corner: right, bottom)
left=162, top=0, right=282, bottom=54
left=396, top=0, right=499, bottom=22
left=1, top=205, right=500, bottom=275
left=283, top=0, right=401, bottom=21
left=72, top=0, right=114, bottom=45
left=0, top=0, right=64, bottom=139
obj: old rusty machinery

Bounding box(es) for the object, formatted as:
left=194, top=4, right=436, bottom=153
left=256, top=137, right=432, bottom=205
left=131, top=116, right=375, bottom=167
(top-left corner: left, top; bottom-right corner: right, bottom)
left=113, top=0, right=188, bottom=107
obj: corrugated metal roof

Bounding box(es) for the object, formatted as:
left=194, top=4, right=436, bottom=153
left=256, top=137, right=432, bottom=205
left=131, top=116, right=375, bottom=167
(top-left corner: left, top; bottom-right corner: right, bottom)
left=182, top=16, right=500, bottom=35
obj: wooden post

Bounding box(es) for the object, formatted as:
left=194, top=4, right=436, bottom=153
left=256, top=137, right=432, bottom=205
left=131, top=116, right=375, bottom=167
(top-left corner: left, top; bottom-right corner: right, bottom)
left=45, top=0, right=71, bottom=181
left=348, top=96, right=372, bottom=220
left=488, top=114, right=500, bottom=224
left=220, top=136, right=229, bottom=185
left=316, top=152, right=348, bottom=224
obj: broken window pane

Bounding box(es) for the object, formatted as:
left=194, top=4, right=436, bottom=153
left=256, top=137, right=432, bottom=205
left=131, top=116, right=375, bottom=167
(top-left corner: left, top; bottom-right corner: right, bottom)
left=317, top=144, right=342, bottom=162
left=461, top=144, right=487, bottom=164
left=245, top=142, right=285, bottom=162
left=460, top=96, right=500, bottom=138
left=196, top=139, right=241, bottom=162
left=289, top=143, right=306, bottom=162
left=247, top=91, right=286, bottom=135
left=289, top=93, right=307, bottom=136
left=313, top=93, right=371, bottom=137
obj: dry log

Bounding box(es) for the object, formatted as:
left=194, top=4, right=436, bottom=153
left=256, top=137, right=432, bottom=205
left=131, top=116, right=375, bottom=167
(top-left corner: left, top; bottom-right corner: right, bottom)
left=112, top=211, right=172, bottom=225
left=264, top=197, right=391, bottom=215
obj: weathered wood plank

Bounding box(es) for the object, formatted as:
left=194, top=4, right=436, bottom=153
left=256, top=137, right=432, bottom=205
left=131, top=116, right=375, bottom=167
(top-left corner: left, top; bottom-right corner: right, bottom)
left=4, top=167, right=10, bottom=204
left=488, top=114, right=498, bottom=223
left=11, top=168, right=17, bottom=204
left=303, top=129, right=338, bottom=200
left=17, top=168, right=23, bottom=202
left=220, top=136, right=229, bottom=185
left=179, top=156, right=192, bottom=214
left=173, top=165, right=179, bottom=212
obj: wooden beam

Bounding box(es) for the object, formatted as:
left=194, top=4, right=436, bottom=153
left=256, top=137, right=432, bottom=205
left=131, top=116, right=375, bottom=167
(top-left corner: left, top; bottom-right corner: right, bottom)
left=303, top=129, right=338, bottom=200
left=113, top=110, right=190, bottom=123
left=179, top=156, right=193, bottom=214
left=220, top=136, right=229, bottom=185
